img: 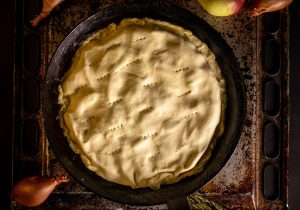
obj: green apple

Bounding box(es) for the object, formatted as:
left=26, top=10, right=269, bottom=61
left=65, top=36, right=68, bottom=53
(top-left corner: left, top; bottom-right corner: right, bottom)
left=197, top=0, right=246, bottom=16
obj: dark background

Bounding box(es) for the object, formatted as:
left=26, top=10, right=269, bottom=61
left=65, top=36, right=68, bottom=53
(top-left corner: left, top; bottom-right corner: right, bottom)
left=0, top=0, right=299, bottom=209
left=288, top=0, right=300, bottom=209
left=0, top=0, right=15, bottom=209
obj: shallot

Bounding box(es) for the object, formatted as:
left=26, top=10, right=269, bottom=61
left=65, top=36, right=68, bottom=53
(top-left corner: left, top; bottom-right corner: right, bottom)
left=11, top=175, right=69, bottom=207
left=251, top=0, right=293, bottom=16
left=31, top=0, right=65, bottom=27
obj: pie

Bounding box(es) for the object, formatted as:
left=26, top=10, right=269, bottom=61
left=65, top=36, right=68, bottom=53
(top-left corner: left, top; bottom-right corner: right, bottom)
left=58, top=18, right=226, bottom=189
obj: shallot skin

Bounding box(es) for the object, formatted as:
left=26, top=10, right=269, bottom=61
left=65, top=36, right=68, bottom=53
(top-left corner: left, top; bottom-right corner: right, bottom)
left=12, top=176, right=69, bottom=207
left=251, top=0, right=293, bottom=16
left=31, top=0, right=65, bottom=27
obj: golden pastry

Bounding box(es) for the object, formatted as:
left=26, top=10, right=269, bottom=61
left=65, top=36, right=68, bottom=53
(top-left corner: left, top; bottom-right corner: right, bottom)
left=58, top=18, right=226, bottom=189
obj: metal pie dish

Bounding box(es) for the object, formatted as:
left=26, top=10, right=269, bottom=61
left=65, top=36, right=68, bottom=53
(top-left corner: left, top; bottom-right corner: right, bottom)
left=43, top=1, right=245, bottom=205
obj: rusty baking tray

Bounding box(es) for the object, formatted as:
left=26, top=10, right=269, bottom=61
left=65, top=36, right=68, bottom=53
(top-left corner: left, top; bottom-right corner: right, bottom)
left=11, top=0, right=289, bottom=209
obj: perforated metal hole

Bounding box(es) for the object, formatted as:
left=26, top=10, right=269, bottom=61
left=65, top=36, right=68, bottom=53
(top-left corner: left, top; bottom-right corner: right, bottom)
left=22, top=35, right=40, bottom=72
left=263, top=165, right=280, bottom=200
left=264, top=39, right=280, bottom=75
left=22, top=120, right=39, bottom=157
left=264, top=81, right=280, bottom=116
left=23, top=0, right=41, bottom=26
left=264, top=12, right=281, bottom=33
left=264, top=123, right=280, bottom=158
left=22, top=77, right=40, bottom=113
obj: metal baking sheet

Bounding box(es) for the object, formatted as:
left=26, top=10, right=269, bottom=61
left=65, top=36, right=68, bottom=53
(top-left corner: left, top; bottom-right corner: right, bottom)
left=11, top=0, right=289, bottom=209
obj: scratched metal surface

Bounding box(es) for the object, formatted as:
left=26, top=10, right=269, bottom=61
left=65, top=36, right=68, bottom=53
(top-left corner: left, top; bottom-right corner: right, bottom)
left=13, top=0, right=259, bottom=209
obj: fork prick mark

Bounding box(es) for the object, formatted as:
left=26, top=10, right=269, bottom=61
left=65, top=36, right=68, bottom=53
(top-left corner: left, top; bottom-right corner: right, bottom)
left=178, top=90, right=191, bottom=97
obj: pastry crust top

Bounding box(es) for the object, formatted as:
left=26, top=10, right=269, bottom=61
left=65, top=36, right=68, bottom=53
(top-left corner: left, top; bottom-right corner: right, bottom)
left=58, top=18, right=226, bottom=189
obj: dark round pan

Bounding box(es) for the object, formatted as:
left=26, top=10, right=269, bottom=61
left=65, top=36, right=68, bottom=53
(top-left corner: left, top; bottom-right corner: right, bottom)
left=43, top=0, right=245, bottom=206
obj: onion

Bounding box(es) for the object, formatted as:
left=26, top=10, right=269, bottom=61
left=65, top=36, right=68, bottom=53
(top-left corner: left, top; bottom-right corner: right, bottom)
left=31, top=0, right=65, bottom=27
left=196, top=0, right=246, bottom=17
left=251, top=0, right=293, bottom=16
left=11, top=175, right=69, bottom=207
